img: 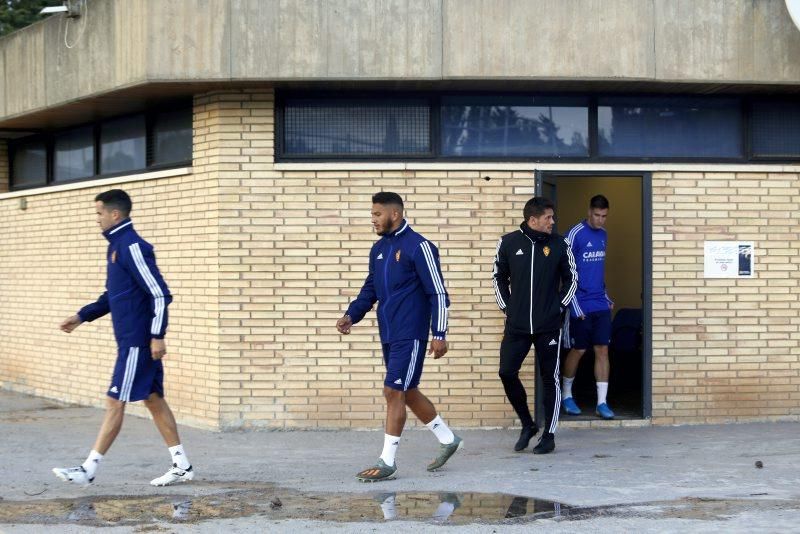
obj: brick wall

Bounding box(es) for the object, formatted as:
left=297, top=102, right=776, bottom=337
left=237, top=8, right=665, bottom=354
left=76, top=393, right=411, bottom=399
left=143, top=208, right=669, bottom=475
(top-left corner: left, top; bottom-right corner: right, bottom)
left=651, top=171, right=800, bottom=423
left=3, top=87, right=799, bottom=430
left=0, top=143, right=223, bottom=428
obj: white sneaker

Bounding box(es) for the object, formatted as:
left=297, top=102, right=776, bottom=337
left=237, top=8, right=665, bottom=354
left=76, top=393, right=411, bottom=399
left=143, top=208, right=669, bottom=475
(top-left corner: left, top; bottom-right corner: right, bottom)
left=150, top=464, right=194, bottom=486
left=52, top=466, right=93, bottom=486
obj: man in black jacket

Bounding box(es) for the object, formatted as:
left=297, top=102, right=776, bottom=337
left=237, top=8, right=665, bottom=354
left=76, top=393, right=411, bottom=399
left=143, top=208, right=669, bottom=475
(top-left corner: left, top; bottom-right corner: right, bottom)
left=492, top=197, right=577, bottom=454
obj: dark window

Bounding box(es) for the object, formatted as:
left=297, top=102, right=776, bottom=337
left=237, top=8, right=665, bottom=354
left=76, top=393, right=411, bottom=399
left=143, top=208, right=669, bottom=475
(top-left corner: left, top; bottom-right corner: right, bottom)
left=750, top=101, right=800, bottom=158
left=100, top=115, right=146, bottom=174
left=441, top=96, right=589, bottom=157
left=152, top=108, right=192, bottom=165
left=598, top=97, right=742, bottom=158
left=283, top=98, right=430, bottom=156
left=11, top=137, right=47, bottom=188
left=54, top=126, right=94, bottom=182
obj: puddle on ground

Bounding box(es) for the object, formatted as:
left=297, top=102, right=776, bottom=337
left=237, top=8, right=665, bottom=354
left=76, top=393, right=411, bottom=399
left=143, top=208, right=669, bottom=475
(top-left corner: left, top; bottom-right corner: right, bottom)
left=0, top=484, right=798, bottom=527
left=0, top=486, right=567, bottom=527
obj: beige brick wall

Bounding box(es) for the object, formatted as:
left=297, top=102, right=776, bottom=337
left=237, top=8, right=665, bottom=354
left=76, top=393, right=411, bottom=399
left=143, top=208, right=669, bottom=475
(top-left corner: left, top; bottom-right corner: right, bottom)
left=652, top=171, right=800, bottom=424
left=4, top=87, right=800, bottom=431
left=200, top=89, right=529, bottom=429
left=0, top=141, right=8, bottom=193
left=0, top=101, right=224, bottom=428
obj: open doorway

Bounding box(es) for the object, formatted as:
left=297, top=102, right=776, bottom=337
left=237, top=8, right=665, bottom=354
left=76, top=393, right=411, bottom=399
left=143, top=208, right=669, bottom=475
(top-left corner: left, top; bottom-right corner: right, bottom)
left=536, top=172, right=650, bottom=420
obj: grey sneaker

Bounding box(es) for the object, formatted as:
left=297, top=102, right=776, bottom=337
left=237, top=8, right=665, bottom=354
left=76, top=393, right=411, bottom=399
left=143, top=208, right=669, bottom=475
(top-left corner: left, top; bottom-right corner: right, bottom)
left=356, top=459, right=397, bottom=482
left=427, top=435, right=464, bottom=471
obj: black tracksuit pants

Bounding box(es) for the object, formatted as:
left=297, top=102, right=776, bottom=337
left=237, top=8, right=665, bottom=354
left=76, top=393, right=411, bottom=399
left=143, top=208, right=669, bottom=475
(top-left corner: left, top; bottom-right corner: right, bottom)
left=499, top=329, right=562, bottom=435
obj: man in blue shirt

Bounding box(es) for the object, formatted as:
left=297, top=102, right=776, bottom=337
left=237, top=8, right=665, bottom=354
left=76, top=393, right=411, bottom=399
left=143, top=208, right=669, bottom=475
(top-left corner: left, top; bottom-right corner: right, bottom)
left=52, top=189, right=194, bottom=487
left=562, top=195, right=615, bottom=419
left=337, top=192, right=462, bottom=482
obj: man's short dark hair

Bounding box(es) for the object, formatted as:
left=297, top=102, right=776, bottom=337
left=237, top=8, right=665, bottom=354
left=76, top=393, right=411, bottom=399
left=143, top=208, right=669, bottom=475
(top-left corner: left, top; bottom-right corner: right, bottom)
left=523, top=196, right=555, bottom=221
left=590, top=194, right=609, bottom=210
left=95, top=189, right=132, bottom=217
left=372, top=191, right=404, bottom=209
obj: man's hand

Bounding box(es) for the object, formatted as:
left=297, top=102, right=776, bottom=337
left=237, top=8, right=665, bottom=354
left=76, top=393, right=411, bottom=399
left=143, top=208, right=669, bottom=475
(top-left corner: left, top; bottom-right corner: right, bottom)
left=336, top=315, right=353, bottom=334
left=428, top=339, right=448, bottom=359
left=60, top=315, right=82, bottom=333
left=151, top=338, right=167, bottom=360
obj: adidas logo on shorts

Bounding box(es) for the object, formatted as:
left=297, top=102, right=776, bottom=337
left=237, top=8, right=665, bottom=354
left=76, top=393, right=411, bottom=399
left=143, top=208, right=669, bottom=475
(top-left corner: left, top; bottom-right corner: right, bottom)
left=548, top=339, right=557, bottom=346
left=109, top=386, right=119, bottom=393
left=393, top=378, right=402, bottom=385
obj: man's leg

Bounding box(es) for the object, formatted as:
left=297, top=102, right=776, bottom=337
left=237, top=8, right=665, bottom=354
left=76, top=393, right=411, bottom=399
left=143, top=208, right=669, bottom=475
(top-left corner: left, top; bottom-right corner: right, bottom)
left=406, top=388, right=463, bottom=471
left=498, top=332, right=538, bottom=451
left=532, top=330, right=561, bottom=454
left=384, top=386, right=407, bottom=437
left=143, top=392, right=180, bottom=447
left=561, top=348, right=585, bottom=415
left=405, top=388, right=436, bottom=424
left=357, top=340, right=416, bottom=482
left=593, top=311, right=615, bottom=419
left=52, top=398, right=125, bottom=485
left=594, top=344, right=614, bottom=418
left=53, top=346, right=133, bottom=486
left=93, top=397, right=126, bottom=454
left=138, top=359, right=194, bottom=486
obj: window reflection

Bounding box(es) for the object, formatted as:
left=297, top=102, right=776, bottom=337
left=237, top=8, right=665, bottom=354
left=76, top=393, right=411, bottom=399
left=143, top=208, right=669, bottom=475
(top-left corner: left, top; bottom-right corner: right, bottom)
left=598, top=97, right=742, bottom=158
left=101, top=115, right=146, bottom=174
left=441, top=97, right=589, bottom=157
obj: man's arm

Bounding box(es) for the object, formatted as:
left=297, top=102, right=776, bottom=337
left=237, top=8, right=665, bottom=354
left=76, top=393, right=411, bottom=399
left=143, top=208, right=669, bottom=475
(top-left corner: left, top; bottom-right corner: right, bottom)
left=414, top=240, right=449, bottom=358
left=559, top=237, right=578, bottom=309
left=123, top=242, right=173, bottom=359
left=339, top=252, right=378, bottom=334
left=77, top=292, right=110, bottom=323
left=62, top=291, right=110, bottom=333
left=492, top=237, right=511, bottom=313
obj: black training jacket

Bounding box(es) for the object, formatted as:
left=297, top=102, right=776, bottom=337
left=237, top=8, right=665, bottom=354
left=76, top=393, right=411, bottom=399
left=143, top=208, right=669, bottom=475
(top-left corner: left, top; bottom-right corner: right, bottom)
left=492, top=223, right=578, bottom=335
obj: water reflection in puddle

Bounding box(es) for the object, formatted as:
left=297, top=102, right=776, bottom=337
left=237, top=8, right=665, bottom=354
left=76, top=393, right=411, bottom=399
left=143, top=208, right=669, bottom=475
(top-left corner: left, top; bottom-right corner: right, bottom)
left=2, top=487, right=797, bottom=527
left=0, top=487, right=567, bottom=527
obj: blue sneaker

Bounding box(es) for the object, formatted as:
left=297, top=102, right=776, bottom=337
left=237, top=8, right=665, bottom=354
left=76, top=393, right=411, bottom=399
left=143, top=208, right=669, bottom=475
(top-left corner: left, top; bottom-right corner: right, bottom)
left=596, top=403, right=615, bottom=419
left=562, top=397, right=581, bottom=415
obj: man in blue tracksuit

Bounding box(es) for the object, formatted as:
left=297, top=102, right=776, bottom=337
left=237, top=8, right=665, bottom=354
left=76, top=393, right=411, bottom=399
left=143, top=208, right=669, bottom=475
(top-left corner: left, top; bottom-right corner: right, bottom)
left=53, top=189, right=194, bottom=487
left=562, top=194, right=615, bottom=419
left=337, top=192, right=463, bottom=482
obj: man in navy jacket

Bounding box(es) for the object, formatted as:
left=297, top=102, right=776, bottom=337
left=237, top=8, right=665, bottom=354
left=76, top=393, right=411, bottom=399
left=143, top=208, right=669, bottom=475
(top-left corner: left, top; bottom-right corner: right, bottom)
left=53, top=189, right=193, bottom=487
left=337, top=192, right=462, bottom=482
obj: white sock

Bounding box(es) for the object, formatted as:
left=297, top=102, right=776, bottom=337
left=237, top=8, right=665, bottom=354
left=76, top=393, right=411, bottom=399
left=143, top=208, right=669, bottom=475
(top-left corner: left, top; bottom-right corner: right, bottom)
left=379, top=434, right=400, bottom=467
left=562, top=376, right=575, bottom=399
left=81, top=450, right=103, bottom=479
left=433, top=502, right=456, bottom=521
left=426, top=415, right=455, bottom=445
left=379, top=494, right=397, bottom=520
left=169, top=444, right=191, bottom=470
left=597, top=382, right=609, bottom=406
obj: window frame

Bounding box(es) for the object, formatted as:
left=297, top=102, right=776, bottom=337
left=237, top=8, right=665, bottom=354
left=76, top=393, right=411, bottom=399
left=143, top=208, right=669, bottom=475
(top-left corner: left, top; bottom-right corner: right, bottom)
left=276, top=90, right=800, bottom=164
left=8, top=102, right=192, bottom=191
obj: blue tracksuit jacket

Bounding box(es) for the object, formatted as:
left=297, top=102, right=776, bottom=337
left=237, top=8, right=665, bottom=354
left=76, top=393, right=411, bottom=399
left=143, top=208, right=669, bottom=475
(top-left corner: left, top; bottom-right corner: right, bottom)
left=565, top=220, right=613, bottom=317
left=346, top=221, right=449, bottom=343
left=78, top=219, right=172, bottom=347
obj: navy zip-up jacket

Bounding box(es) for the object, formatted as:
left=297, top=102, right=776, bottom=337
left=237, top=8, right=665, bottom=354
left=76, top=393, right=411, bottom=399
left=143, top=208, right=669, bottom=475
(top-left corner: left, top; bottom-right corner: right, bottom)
left=78, top=219, right=172, bottom=348
left=346, top=221, right=449, bottom=344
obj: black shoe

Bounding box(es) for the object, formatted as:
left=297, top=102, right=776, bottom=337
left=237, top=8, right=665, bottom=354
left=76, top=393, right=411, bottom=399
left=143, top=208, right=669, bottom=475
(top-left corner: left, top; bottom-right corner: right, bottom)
left=514, top=425, right=539, bottom=452
left=532, top=433, right=555, bottom=455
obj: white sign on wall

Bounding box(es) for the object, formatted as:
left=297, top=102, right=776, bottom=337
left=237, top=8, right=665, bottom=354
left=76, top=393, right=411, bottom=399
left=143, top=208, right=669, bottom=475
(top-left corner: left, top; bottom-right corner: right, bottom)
left=703, top=241, right=754, bottom=278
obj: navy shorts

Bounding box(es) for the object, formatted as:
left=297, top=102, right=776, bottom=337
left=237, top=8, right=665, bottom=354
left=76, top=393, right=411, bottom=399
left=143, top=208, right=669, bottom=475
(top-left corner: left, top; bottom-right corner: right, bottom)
left=107, top=345, right=164, bottom=402
left=382, top=339, right=427, bottom=391
left=569, top=310, right=611, bottom=350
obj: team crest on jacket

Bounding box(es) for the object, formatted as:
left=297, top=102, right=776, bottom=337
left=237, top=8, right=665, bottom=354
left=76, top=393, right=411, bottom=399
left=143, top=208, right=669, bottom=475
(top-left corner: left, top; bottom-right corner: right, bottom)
left=395, top=250, right=402, bottom=262
left=111, top=251, right=117, bottom=263
left=543, top=246, right=550, bottom=257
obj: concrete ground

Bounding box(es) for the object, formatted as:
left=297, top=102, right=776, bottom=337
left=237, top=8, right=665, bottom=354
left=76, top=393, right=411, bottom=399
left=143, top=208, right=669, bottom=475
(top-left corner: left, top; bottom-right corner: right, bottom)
left=1, top=389, right=799, bottom=533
